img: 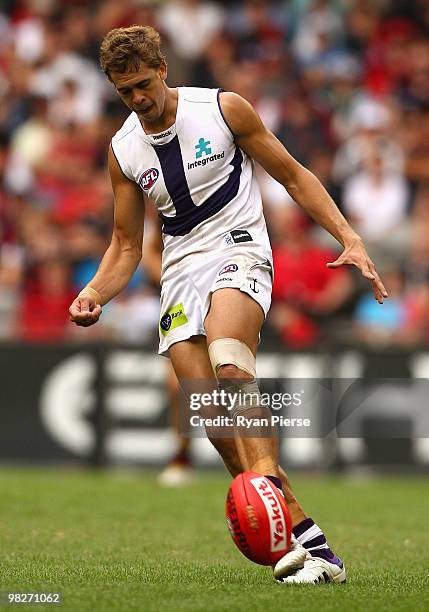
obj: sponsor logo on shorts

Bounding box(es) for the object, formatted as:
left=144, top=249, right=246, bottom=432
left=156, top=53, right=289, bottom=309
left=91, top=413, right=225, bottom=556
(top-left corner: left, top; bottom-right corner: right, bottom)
left=230, top=229, right=253, bottom=243
left=139, top=168, right=159, bottom=191
left=160, top=303, right=188, bottom=336
left=219, top=263, right=238, bottom=275
left=216, top=276, right=233, bottom=283
left=250, top=477, right=287, bottom=553
left=224, top=229, right=253, bottom=245
left=152, top=130, right=172, bottom=140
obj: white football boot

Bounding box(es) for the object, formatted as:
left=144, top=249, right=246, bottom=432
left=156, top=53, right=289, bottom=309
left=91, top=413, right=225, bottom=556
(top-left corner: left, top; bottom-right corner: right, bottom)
left=276, top=553, right=347, bottom=584
left=157, top=463, right=194, bottom=487
left=272, top=536, right=308, bottom=580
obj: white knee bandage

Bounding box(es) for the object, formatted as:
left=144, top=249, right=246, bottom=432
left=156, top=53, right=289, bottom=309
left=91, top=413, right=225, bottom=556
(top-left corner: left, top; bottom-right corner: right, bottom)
left=208, top=338, right=256, bottom=378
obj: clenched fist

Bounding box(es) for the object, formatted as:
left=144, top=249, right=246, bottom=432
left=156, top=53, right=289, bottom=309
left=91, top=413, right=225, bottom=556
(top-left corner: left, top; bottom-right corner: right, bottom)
left=69, top=288, right=102, bottom=327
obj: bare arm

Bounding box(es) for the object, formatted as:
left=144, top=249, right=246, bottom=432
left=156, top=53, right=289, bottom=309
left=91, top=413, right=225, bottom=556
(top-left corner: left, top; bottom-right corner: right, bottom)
left=219, top=92, right=388, bottom=303
left=69, top=145, right=145, bottom=326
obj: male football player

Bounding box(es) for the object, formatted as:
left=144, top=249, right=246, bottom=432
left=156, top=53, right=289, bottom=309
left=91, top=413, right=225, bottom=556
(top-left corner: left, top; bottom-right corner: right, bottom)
left=69, top=26, right=387, bottom=584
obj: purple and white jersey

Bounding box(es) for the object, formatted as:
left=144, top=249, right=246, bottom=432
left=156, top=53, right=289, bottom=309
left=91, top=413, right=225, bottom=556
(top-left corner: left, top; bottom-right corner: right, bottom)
left=111, top=86, right=272, bottom=270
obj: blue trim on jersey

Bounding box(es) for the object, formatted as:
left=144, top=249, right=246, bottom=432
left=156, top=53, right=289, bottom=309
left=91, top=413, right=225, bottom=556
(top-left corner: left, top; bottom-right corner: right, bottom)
left=217, top=89, right=234, bottom=137
left=156, top=137, right=243, bottom=237
left=153, top=136, right=195, bottom=217
left=196, top=145, right=242, bottom=219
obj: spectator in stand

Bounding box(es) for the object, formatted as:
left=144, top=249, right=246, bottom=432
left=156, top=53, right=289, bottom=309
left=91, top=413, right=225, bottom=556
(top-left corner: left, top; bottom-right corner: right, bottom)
left=291, top=0, right=343, bottom=67
left=403, top=277, right=429, bottom=346
left=5, top=95, right=53, bottom=196
left=332, top=96, right=404, bottom=185
left=189, top=32, right=236, bottom=90
left=157, top=0, right=225, bottom=63
left=399, top=107, right=429, bottom=186
left=276, top=91, right=331, bottom=166
left=269, top=206, right=353, bottom=348
left=2, top=0, right=429, bottom=346
left=64, top=217, right=111, bottom=292
left=227, top=0, right=287, bottom=62
left=0, top=242, right=23, bottom=338
left=353, top=267, right=413, bottom=346
left=342, top=142, right=409, bottom=247
left=223, top=60, right=283, bottom=133
left=18, top=257, right=75, bottom=342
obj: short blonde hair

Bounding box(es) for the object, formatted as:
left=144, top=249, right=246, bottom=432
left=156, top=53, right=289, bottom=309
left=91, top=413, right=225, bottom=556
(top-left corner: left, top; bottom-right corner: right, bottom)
left=99, top=25, right=166, bottom=79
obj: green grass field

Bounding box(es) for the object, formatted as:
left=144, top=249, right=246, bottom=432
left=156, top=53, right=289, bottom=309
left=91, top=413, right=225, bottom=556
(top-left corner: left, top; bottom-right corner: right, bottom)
left=0, top=468, right=427, bottom=612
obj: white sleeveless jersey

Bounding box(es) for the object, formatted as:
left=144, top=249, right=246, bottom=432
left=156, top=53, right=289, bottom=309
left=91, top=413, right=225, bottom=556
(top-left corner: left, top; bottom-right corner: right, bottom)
left=111, top=86, right=272, bottom=271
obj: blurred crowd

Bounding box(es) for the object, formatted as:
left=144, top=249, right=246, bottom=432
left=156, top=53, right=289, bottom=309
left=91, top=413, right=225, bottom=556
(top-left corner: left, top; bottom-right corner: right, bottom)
left=1, top=0, right=429, bottom=349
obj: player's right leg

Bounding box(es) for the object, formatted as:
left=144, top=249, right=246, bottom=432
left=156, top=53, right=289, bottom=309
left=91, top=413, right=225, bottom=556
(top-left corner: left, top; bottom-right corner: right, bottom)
left=158, top=362, right=194, bottom=486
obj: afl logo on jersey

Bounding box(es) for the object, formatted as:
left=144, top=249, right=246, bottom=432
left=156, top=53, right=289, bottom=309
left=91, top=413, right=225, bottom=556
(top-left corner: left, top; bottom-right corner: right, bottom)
left=139, top=168, right=159, bottom=191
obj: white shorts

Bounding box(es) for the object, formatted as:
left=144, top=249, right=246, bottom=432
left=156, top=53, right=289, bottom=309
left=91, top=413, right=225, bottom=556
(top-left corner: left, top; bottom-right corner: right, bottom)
left=158, top=247, right=273, bottom=356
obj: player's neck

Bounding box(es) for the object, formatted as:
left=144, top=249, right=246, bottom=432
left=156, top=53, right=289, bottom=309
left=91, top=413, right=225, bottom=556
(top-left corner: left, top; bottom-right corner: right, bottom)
left=139, top=86, right=178, bottom=135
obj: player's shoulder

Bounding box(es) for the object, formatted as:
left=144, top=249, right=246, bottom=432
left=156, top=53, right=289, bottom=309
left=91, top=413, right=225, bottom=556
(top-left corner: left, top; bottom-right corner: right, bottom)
left=112, top=112, right=139, bottom=144
left=218, top=90, right=254, bottom=113
left=218, top=91, right=261, bottom=137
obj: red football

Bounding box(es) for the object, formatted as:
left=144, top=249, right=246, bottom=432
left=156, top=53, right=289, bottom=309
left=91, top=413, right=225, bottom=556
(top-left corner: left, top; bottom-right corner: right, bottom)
left=225, top=471, right=292, bottom=566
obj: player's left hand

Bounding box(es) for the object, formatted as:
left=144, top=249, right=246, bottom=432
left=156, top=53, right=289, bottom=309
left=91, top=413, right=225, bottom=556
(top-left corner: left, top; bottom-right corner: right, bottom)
left=326, top=237, right=388, bottom=304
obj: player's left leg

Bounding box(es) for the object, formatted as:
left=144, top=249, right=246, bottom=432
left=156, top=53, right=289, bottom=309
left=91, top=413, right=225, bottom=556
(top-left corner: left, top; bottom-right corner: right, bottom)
left=205, top=288, right=306, bottom=518
left=205, top=288, right=278, bottom=475
left=205, top=287, right=346, bottom=584
left=168, top=335, right=251, bottom=477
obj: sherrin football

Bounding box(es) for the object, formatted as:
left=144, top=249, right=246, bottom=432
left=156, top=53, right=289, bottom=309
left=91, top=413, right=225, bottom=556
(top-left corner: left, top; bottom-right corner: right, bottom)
left=225, top=471, right=292, bottom=566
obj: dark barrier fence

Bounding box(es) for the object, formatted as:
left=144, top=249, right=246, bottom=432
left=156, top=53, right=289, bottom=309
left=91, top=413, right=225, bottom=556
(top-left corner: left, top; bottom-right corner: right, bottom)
left=0, top=343, right=428, bottom=471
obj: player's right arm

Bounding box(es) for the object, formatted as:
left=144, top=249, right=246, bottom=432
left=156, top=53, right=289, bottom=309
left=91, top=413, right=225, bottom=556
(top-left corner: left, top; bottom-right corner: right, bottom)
left=69, top=145, right=145, bottom=327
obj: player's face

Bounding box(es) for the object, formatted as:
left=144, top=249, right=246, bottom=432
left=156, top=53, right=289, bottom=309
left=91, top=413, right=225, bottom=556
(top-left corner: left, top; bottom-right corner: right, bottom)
left=110, top=62, right=168, bottom=123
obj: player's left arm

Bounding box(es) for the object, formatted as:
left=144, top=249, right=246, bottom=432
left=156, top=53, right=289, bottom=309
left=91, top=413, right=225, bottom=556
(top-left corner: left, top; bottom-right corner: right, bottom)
left=219, top=92, right=388, bottom=303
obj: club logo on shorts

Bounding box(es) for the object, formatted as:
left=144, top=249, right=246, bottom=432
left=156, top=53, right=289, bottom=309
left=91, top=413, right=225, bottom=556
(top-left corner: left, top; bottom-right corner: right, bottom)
left=160, top=313, right=172, bottom=332
left=219, top=263, right=238, bottom=275
left=249, top=278, right=259, bottom=293
left=160, top=303, right=188, bottom=336
left=139, top=168, right=159, bottom=191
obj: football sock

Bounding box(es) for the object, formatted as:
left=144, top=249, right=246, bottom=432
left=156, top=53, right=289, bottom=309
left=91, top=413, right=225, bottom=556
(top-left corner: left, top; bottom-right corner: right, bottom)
left=170, top=447, right=191, bottom=466
left=293, top=518, right=342, bottom=567
left=265, top=475, right=283, bottom=491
